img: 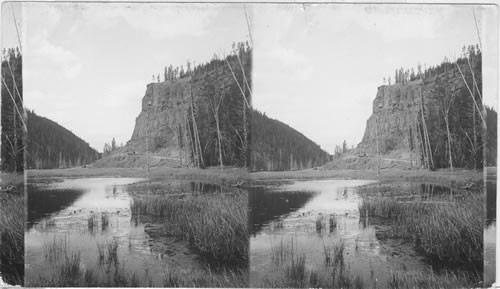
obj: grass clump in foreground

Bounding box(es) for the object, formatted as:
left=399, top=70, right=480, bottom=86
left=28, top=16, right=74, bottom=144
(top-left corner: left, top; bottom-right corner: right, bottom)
left=0, top=180, right=24, bottom=285
left=30, top=237, right=155, bottom=287
left=259, top=239, right=362, bottom=288
left=30, top=236, right=247, bottom=287
left=130, top=190, right=248, bottom=265
left=258, top=239, right=474, bottom=289
left=359, top=193, right=483, bottom=271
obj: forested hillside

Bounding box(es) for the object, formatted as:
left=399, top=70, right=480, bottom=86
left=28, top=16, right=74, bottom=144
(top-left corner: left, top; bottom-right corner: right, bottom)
left=26, top=110, right=100, bottom=169
left=1, top=48, right=24, bottom=172
left=251, top=110, right=330, bottom=171
left=485, top=106, right=497, bottom=166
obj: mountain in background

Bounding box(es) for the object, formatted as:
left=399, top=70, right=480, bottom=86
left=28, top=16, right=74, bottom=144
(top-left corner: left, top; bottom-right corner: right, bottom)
left=26, top=110, right=100, bottom=169
left=250, top=110, right=330, bottom=171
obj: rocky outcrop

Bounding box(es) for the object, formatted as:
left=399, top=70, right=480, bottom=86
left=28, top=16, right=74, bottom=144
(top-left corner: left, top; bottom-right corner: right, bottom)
left=359, top=67, right=469, bottom=156
left=120, top=49, right=252, bottom=168
left=127, top=78, right=192, bottom=162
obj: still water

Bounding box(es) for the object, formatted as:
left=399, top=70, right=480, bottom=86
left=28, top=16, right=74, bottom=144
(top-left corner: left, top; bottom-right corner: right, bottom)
left=249, top=179, right=484, bottom=287
left=25, top=177, right=223, bottom=286
left=485, top=168, right=496, bottom=286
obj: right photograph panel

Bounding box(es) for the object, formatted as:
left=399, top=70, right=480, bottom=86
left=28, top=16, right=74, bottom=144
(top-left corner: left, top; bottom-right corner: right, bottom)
left=248, top=4, right=497, bottom=288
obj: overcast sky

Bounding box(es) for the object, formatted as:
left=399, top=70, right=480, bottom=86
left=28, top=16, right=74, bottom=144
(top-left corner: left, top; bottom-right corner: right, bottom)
left=2, top=3, right=498, bottom=154
left=12, top=3, right=250, bottom=152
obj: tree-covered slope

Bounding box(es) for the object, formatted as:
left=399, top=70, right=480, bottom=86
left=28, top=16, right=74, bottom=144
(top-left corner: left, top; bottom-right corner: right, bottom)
left=1, top=48, right=24, bottom=172
left=485, top=106, right=497, bottom=166
left=26, top=110, right=100, bottom=169
left=251, top=110, right=330, bottom=171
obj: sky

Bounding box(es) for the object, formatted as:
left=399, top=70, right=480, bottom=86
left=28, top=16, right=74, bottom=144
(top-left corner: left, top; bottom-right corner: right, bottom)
left=5, top=3, right=250, bottom=152
left=1, top=3, right=498, bottom=154
left=252, top=4, right=498, bottom=154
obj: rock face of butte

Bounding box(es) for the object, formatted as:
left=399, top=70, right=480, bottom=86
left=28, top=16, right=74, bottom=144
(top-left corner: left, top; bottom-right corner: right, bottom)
left=125, top=65, right=240, bottom=165
left=127, top=78, right=192, bottom=160
left=359, top=67, right=468, bottom=154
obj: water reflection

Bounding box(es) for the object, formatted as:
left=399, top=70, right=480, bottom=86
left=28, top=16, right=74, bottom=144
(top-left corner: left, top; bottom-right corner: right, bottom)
left=485, top=167, right=496, bottom=286
left=249, top=179, right=483, bottom=287
left=248, top=186, right=315, bottom=235
left=27, top=186, right=87, bottom=229
left=25, top=177, right=226, bottom=286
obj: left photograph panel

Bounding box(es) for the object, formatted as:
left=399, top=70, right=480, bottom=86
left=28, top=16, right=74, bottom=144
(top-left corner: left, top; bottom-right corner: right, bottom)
left=0, top=2, right=24, bottom=286
left=15, top=2, right=252, bottom=287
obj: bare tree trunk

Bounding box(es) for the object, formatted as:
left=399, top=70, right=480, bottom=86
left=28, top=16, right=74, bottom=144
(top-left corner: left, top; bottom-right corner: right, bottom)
left=189, top=83, right=203, bottom=168
left=419, top=88, right=433, bottom=169
left=243, top=84, right=247, bottom=167
left=178, top=125, right=183, bottom=166
left=444, top=115, right=453, bottom=172
left=185, top=116, right=196, bottom=167
left=215, top=112, right=223, bottom=170
left=418, top=107, right=429, bottom=169
left=472, top=92, right=478, bottom=171
left=211, top=91, right=224, bottom=170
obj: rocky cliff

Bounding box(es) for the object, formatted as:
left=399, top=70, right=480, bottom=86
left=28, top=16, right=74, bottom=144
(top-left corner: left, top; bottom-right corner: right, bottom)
left=97, top=47, right=252, bottom=168
left=127, top=77, right=192, bottom=162
left=358, top=51, right=483, bottom=169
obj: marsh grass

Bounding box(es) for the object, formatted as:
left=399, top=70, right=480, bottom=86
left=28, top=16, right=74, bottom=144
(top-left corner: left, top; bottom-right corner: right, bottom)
left=0, top=182, right=24, bottom=285
left=43, top=236, right=67, bottom=263
left=101, top=212, right=109, bottom=231
left=97, top=242, right=105, bottom=265
left=30, top=235, right=248, bottom=287
left=88, top=212, right=97, bottom=231
left=329, top=214, right=337, bottom=232
left=130, top=191, right=247, bottom=265
left=106, top=238, right=119, bottom=265
left=0, top=190, right=23, bottom=262
left=31, top=237, right=156, bottom=287
left=387, top=270, right=475, bottom=289
left=358, top=193, right=483, bottom=268
left=262, top=240, right=360, bottom=288
left=163, top=267, right=248, bottom=288
left=259, top=238, right=475, bottom=289
left=315, top=216, right=322, bottom=232
left=271, top=239, right=293, bottom=265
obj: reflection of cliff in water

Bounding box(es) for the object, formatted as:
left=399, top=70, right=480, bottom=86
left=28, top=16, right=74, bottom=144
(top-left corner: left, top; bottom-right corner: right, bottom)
left=249, top=186, right=315, bottom=235
left=27, top=186, right=87, bottom=228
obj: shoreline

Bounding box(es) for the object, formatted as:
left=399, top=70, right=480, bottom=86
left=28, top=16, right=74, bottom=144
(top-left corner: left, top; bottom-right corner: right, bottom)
left=25, top=166, right=491, bottom=189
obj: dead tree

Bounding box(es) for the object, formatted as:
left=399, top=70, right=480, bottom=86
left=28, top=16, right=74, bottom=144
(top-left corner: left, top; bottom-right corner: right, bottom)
left=210, top=88, right=225, bottom=170
left=441, top=89, right=454, bottom=171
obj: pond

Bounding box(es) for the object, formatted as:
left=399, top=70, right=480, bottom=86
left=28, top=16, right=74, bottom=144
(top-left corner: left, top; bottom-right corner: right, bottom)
left=25, top=177, right=242, bottom=287
left=249, top=179, right=485, bottom=288
left=485, top=168, right=496, bottom=286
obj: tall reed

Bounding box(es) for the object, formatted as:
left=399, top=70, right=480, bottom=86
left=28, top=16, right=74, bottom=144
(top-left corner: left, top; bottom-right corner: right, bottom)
left=130, top=191, right=248, bottom=265
left=359, top=193, right=483, bottom=267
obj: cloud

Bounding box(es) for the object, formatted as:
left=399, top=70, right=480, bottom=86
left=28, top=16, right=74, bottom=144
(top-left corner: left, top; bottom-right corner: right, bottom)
left=24, top=5, right=82, bottom=82
left=33, top=40, right=82, bottom=79
left=81, top=4, right=218, bottom=39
